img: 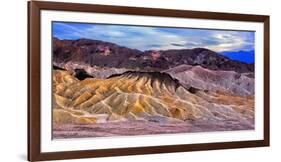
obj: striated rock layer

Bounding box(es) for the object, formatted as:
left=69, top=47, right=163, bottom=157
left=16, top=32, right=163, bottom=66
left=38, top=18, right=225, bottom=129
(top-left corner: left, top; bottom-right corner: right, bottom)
left=164, top=65, right=254, bottom=96
left=53, top=69, right=254, bottom=138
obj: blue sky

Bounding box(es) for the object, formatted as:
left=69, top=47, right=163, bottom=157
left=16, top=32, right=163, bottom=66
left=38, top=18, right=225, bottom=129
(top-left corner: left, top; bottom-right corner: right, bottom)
left=52, top=22, right=255, bottom=53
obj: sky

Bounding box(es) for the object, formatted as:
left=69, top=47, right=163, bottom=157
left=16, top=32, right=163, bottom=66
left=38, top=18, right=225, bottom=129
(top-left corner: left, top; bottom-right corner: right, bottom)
left=52, top=21, right=255, bottom=57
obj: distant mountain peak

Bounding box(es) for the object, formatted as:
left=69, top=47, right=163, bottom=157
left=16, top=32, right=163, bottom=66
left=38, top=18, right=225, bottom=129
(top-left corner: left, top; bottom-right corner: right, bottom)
left=221, top=50, right=255, bottom=64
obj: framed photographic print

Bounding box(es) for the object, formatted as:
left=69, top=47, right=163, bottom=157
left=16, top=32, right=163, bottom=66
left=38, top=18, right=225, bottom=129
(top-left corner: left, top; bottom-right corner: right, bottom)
left=28, top=1, right=270, bottom=161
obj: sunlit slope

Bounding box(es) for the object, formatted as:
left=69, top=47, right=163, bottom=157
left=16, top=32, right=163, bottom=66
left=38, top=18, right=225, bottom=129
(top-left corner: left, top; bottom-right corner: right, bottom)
left=53, top=70, right=254, bottom=125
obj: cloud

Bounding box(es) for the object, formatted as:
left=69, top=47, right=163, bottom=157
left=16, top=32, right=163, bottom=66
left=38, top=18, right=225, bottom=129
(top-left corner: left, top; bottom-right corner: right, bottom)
left=170, top=43, right=185, bottom=47
left=53, top=22, right=255, bottom=52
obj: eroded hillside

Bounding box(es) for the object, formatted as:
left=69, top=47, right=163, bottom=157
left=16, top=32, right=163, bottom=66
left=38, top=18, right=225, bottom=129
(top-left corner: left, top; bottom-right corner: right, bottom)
left=53, top=69, right=254, bottom=138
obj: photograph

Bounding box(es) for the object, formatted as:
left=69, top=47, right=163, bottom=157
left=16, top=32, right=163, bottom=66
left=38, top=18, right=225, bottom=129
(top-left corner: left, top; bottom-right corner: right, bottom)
left=52, top=22, right=255, bottom=139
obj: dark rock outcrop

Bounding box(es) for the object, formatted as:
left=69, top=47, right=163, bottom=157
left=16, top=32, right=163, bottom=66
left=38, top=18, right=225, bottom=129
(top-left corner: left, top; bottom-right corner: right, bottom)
left=74, top=69, right=93, bottom=80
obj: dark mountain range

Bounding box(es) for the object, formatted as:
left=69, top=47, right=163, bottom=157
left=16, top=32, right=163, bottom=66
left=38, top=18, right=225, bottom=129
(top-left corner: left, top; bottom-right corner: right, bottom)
left=53, top=37, right=254, bottom=73
left=159, top=48, right=254, bottom=72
